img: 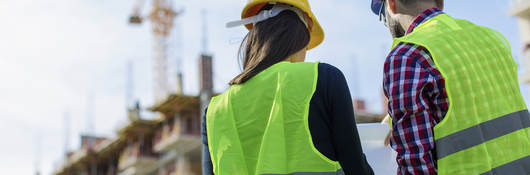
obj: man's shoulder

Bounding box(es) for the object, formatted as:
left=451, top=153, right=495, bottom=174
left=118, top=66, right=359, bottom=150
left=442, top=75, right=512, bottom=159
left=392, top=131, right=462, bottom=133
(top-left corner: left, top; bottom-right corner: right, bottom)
left=384, top=42, right=437, bottom=74
left=387, top=43, right=430, bottom=61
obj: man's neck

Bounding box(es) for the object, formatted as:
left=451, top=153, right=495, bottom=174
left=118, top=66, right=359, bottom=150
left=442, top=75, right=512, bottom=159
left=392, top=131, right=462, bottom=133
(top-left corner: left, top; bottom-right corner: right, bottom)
left=396, top=7, right=442, bottom=35
left=397, top=14, right=416, bottom=35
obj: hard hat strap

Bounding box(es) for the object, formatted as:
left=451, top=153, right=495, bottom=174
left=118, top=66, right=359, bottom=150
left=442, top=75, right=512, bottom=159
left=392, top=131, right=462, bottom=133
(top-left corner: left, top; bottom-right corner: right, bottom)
left=226, top=4, right=309, bottom=30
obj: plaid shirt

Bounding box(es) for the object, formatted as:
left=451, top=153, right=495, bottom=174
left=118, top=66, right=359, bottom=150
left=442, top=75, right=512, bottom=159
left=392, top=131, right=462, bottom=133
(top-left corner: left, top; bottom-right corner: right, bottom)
left=383, top=8, right=448, bottom=175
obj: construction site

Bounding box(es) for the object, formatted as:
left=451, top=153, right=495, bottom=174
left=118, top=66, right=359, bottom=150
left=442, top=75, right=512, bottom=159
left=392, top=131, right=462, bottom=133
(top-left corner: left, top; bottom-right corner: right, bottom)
left=50, top=0, right=530, bottom=175
left=48, top=0, right=394, bottom=174
left=52, top=0, right=212, bottom=174
left=0, top=0, right=525, bottom=175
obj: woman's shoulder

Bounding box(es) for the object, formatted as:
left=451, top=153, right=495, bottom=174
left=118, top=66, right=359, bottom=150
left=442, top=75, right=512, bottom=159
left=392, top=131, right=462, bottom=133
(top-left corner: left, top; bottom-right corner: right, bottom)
left=317, top=62, right=346, bottom=79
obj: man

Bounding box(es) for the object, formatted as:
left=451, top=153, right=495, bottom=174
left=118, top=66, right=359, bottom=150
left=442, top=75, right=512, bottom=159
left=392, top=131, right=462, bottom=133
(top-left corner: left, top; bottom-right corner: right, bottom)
left=372, top=0, right=530, bottom=174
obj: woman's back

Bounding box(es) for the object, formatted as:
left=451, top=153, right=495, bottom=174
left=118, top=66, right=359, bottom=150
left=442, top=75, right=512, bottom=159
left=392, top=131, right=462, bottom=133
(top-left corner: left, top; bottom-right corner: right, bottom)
left=207, top=62, right=345, bottom=174
left=203, top=62, right=374, bottom=175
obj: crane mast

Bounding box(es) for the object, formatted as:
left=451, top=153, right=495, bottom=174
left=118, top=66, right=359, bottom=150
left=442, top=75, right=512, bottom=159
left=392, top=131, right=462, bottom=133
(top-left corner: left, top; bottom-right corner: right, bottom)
left=130, top=0, right=179, bottom=102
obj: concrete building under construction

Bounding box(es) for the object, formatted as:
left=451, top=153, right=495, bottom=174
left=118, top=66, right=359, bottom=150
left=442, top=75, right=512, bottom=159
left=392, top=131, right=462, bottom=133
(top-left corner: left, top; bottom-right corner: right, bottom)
left=510, top=0, right=530, bottom=84
left=53, top=54, right=213, bottom=175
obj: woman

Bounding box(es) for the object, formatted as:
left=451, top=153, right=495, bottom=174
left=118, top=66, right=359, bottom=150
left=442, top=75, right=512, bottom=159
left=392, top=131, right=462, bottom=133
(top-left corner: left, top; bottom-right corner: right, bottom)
left=202, top=0, right=374, bottom=174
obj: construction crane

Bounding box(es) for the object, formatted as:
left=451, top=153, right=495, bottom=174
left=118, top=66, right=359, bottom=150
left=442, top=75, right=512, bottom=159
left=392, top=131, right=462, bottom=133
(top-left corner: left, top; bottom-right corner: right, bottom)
left=129, top=0, right=183, bottom=102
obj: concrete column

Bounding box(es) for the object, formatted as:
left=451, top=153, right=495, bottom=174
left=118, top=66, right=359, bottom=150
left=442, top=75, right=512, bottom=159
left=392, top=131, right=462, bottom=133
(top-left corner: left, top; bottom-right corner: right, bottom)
left=198, top=54, right=213, bottom=128
left=176, top=155, right=192, bottom=175
left=517, top=19, right=530, bottom=81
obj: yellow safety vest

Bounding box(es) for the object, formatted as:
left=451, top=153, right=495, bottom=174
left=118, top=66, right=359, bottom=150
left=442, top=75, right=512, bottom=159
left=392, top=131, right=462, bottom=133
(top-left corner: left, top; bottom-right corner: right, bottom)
left=391, top=14, right=530, bottom=175
left=206, top=61, right=343, bottom=175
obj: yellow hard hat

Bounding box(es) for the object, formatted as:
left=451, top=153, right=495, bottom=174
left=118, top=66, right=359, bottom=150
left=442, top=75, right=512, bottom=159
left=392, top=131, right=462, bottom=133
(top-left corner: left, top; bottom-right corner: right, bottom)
left=241, top=0, right=324, bottom=50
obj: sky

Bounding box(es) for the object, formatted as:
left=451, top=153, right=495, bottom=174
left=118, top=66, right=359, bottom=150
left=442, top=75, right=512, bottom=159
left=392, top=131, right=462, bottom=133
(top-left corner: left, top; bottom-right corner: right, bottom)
left=0, top=0, right=526, bottom=174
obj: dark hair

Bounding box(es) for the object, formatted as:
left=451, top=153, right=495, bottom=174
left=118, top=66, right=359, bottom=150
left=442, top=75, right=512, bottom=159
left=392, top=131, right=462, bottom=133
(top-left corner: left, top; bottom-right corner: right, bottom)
left=229, top=10, right=310, bottom=85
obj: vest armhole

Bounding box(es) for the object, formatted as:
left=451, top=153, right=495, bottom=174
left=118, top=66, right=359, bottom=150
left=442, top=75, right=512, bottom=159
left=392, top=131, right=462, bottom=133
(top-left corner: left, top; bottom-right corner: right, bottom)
left=392, top=37, right=454, bottom=139
left=205, top=96, right=217, bottom=173
left=303, top=61, right=341, bottom=167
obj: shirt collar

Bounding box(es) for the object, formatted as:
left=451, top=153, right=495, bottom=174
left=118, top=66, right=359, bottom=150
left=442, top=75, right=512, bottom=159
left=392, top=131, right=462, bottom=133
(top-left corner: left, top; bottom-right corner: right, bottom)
left=406, top=8, right=444, bottom=35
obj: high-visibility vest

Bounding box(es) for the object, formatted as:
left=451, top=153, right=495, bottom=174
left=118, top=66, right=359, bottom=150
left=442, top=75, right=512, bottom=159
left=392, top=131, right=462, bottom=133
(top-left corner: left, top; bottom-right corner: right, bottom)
left=206, top=61, right=343, bottom=175
left=391, top=14, right=530, bottom=175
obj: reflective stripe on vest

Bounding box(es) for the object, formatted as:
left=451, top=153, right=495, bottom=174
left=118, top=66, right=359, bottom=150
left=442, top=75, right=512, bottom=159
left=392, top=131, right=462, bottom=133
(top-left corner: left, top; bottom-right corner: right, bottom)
left=206, top=61, right=342, bottom=175
left=436, top=110, right=530, bottom=159
left=480, top=156, right=530, bottom=175
left=392, top=14, right=530, bottom=175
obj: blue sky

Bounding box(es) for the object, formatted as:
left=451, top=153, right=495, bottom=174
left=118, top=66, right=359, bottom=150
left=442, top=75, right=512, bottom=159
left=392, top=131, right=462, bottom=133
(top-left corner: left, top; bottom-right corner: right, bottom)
left=0, top=0, right=525, bottom=174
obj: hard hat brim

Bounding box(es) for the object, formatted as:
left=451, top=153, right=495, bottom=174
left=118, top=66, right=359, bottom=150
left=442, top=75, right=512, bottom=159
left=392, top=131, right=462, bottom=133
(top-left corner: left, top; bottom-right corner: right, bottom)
left=241, top=0, right=325, bottom=50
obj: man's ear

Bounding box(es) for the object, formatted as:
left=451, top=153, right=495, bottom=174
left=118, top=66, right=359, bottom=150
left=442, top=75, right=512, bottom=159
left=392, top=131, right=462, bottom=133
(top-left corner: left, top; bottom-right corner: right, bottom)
left=388, top=0, right=397, bottom=14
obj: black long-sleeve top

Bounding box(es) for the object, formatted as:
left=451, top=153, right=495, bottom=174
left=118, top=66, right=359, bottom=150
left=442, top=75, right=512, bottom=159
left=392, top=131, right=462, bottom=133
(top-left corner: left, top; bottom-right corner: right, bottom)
left=201, top=63, right=374, bottom=175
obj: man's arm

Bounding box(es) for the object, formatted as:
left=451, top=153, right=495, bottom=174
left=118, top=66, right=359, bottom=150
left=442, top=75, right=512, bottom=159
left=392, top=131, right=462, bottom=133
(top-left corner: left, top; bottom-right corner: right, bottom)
left=383, top=43, right=447, bottom=175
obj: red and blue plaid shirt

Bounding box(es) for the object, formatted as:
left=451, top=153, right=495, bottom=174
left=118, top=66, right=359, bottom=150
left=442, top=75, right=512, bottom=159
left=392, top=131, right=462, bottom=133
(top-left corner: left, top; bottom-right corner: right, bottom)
left=383, top=8, right=448, bottom=175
